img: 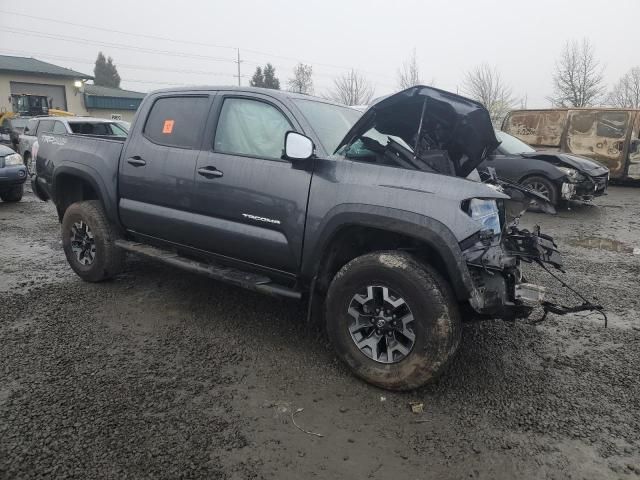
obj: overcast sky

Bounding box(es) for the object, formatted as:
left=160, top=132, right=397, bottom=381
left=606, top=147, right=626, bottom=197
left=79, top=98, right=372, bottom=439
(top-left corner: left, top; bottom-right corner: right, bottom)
left=1, top=0, right=638, bottom=107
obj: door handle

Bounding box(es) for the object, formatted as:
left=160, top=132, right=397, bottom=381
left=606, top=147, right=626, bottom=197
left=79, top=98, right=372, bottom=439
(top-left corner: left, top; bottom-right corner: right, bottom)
left=127, top=156, right=146, bottom=167
left=197, top=166, right=223, bottom=178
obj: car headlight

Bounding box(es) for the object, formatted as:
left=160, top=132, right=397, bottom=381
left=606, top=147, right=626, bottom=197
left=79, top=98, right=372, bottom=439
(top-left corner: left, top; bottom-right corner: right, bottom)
left=3, top=153, right=23, bottom=166
left=464, top=198, right=501, bottom=236
left=556, top=166, right=584, bottom=183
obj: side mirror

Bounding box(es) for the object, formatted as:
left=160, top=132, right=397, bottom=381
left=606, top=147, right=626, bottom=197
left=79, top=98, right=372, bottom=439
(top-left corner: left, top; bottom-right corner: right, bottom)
left=284, top=131, right=314, bottom=161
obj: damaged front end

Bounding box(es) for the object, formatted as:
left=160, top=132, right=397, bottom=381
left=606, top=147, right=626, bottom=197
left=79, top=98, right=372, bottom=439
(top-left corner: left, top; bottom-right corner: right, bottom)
left=461, top=176, right=604, bottom=323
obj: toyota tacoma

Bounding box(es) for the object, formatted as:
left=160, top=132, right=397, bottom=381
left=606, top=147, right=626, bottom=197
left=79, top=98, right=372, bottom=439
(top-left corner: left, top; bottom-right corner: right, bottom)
left=31, top=85, right=594, bottom=390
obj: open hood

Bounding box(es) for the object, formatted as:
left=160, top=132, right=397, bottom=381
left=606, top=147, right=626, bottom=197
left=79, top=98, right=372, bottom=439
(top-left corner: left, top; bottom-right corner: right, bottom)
left=335, top=86, right=500, bottom=177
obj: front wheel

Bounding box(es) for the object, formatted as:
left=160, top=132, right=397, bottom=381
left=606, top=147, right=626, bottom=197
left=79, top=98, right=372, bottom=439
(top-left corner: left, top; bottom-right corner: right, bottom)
left=61, top=200, right=124, bottom=282
left=0, top=185, right=23, bottom=202
left=521, top=175, right=558, bottom=208
left=325, top=251, right=461, bottom=391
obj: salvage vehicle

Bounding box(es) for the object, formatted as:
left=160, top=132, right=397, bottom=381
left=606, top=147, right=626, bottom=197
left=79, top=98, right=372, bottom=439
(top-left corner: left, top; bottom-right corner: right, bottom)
left=0, top=144, right=27, bottom=202
left=19, top=116, right=129, bottom=171
left=502, top=108, right=640, bottom=180
left=480, top=130, right=609, bottom=206
left=32, top=86, right=600, bottom=390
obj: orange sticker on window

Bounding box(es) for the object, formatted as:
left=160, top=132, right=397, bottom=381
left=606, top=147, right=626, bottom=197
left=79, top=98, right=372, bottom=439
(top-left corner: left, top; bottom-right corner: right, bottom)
left=162, top=119, right=174, bottom=134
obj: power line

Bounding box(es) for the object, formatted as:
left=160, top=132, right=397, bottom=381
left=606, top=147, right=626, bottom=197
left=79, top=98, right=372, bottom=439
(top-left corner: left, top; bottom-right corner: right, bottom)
left=0, top=10, right=395, bottom=81
left=0, top=10, right=237, bottom=51
left=0, top=48, right=238, bottom=77
left=1, top=27, right=236, bottom=63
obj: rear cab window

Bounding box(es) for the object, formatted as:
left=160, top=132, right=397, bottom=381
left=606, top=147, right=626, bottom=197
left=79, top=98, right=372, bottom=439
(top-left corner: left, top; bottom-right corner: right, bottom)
left=143, top=96, right=210, bottom=148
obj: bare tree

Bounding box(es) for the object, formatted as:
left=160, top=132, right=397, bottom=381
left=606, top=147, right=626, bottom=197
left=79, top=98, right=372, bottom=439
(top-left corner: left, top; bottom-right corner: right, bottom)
left=327, top=69, right=375, bottom=106
left=288, top=63, right=314, bottom=95
left=397, top=49, right=421, bottom=89
left=461, top=63, right=516, bottom=125
left=548, top=38, right=605, bottom=107
left=608, top=67, right=640, bottom=108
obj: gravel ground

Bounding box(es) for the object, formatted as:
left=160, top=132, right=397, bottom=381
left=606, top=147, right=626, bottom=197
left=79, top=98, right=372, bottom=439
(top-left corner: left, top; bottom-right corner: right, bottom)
left=1, top=185, right=639, bottom=479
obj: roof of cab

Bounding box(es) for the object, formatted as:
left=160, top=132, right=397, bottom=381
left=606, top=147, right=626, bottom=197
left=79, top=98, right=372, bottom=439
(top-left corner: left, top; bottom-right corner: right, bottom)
left=147, top=86, right=354, bottom=108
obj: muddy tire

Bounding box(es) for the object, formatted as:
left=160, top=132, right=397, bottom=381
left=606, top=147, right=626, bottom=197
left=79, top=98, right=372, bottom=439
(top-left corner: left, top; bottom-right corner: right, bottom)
left=521, top=175, right=558, bottom=207
left=61, top=200, right=123, bottom=282
left=325, top=251, right=461, bottom=391
left=0, top=185, right=23, bottom=202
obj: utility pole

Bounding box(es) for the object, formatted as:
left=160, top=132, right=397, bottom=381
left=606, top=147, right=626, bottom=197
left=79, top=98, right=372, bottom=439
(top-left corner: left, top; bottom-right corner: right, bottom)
left=235, top=48, right=242, bottom=86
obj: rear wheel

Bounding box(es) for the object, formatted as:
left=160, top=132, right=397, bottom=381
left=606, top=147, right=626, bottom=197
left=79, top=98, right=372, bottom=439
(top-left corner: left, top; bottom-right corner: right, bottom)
left=521, top=175, right=558, bottom=207
left=0, top=185, right=23, bottom=202
left=325, top=251, right=461, bottom=390
left=61, top=200, right=124, bottom=282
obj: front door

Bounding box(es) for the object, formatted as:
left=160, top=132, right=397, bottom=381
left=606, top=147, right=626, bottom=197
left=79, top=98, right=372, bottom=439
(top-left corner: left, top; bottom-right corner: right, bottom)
left=190, top=93, right=312, bottom=273
left=119, top=94, right=213, bottom=244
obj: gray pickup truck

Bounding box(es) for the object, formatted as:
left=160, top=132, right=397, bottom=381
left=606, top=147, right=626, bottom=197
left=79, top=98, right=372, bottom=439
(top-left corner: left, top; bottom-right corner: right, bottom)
left=32, top=85, right=579, bottom=390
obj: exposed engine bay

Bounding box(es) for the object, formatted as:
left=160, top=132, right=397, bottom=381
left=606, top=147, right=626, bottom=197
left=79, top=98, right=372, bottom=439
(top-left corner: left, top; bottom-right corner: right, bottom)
left=462, top=174, right=606, bottom=325
left=335, top=86, right=605, bottom=325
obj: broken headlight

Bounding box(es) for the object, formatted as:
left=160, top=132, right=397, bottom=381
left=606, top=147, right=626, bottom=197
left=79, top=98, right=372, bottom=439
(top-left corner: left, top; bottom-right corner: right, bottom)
left=465, top=199, right=501, bottom=236
left=556, top=166, right=585, bottom=183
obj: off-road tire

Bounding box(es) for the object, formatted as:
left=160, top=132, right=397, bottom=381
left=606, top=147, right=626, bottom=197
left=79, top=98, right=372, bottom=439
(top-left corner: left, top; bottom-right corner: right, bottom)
left=325, top=251, right=462, bottom=391
left=0, top=185, right=23, bottom=202
left=61, top=200, right=124, bottom=282
left=521, top=175, right=559, bottom=207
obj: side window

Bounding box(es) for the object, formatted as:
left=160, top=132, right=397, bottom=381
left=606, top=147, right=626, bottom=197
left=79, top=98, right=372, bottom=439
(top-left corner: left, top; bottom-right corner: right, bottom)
left=214, top=98, right=292, bottom=160
left=36, top=120, right=55, bottom=135
left=143, top=96, right=209, bottom=148
left=52, top=121, right=67, bottom=134
left=596, top=112, right=629, bottom=139
left=25, top=119, right=38, bottom=135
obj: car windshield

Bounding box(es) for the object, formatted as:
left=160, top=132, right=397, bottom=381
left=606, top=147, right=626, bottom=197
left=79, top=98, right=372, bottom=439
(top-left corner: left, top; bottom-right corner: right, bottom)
left=293, top=99, right=362, bottom=153
left=496, top=130, right=536, bottom=154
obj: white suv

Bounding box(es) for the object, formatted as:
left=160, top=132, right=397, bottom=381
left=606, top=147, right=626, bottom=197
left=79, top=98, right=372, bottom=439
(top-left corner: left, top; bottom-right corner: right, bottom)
left=19, top=117, right=129, bottom=170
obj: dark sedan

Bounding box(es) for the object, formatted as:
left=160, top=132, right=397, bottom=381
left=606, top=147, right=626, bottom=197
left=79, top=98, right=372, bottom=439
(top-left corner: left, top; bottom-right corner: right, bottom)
left=480, top=131, right=609, bottom=206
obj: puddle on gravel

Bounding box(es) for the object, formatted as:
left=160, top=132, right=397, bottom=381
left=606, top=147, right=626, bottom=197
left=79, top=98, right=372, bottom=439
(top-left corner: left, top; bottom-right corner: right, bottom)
left=567, top=236, right=640, bottom=254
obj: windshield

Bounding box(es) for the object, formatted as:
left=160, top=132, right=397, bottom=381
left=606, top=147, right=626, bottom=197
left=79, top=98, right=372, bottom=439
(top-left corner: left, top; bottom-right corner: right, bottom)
left=293, top=99, right=361, bottom=153
left=496, top=130, right=535, bottom=154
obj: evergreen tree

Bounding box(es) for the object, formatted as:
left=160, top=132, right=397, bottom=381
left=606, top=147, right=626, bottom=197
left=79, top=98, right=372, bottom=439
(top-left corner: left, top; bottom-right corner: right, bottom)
left=250, top=66, right=264, bottom=87
left=262, top=64, right=280, bottom=90
left=94, top=52, right=121, bottom=88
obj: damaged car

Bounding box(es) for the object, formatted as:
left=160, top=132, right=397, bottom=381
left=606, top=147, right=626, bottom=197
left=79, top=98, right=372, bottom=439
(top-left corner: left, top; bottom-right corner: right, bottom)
left=480, top=130, right=609, bottom=206
left=31, top=85, right=600, bottom=391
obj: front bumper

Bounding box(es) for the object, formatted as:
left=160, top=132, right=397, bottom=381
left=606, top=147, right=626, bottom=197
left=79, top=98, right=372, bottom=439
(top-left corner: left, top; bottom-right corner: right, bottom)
left=0, top=165, right=28, bottom=190
left=562, top=173, right=608, bottom=201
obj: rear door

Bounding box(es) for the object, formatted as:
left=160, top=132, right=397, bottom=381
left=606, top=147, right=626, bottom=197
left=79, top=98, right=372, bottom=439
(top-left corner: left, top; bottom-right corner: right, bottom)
left=190, top=92, right=312, bottom=273
left=118, top=94, right=213, bottom=244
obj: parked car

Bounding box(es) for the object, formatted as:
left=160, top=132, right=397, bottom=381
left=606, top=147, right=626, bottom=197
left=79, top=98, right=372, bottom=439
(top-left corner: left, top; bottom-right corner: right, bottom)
left=0, top=145, right=27, bottom=202
left=18, top=116, right=129, bottom=171
left=502, top=108, right=640, bottom=180
left=33, top=85, right=578, bottom=390
left=0, top=116, right=30, bottom=152
left=480, top=130, right=609, bottom=206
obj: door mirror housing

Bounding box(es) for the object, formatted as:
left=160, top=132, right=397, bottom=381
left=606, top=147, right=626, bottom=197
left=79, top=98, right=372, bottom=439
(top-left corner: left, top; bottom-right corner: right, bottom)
left=284, top=131, right=314, bottom=161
